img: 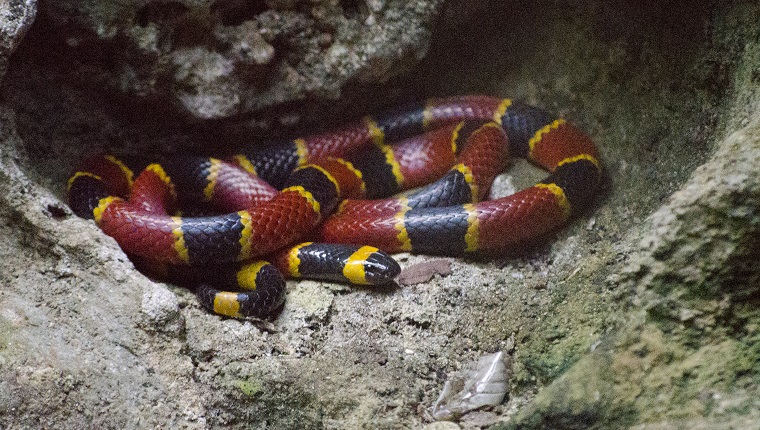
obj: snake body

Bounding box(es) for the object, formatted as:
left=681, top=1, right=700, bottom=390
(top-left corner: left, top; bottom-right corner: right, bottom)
left=68, top=95, right=601, bottom=318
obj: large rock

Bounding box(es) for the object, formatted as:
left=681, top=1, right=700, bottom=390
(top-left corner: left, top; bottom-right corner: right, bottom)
left=0, top=0, right=35, bottom=79
left=499, top=107, right=760, bottom=430
left=39, top=0, right=446, bottom=120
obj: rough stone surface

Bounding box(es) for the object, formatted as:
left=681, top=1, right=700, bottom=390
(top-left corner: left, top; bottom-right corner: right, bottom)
left=0, top=0, right=35, bottom=79
left=1, top=0, right=759, bottom=429
left=38, top=0, right=445, bottom=120
left=499, top=127, right=760, bottom=425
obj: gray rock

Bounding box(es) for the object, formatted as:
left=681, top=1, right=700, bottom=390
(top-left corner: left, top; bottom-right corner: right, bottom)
left=0, top=0, right=35, bottom=79
left=38, top=0, right=445, bottom=119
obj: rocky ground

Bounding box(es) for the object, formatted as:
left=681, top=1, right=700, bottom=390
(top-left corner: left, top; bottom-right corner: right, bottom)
left=0, top=0, right=758, bottom=429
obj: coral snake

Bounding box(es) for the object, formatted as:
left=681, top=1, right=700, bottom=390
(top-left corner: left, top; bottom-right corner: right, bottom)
left=67, top=95, right=601, bottom=318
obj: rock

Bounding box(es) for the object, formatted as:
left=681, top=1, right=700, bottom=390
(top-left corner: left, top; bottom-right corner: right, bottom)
left=141, top=282, right=184, bottom=335
left=0, top=107, right=203, bottom=428
left=626, top=117, right=760, bottom=302
left=0, top=0, right=36, bottom=79
left=35, top=0, right=446, bottom=120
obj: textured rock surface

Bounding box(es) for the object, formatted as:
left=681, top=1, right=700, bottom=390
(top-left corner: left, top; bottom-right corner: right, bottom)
left=1, top=0, right=759, bottom=429
left=0, top=0, right=35, bottom=78
left=498, top=112, right=760, bottom=430
left=39, top=0, right=445, bottom=120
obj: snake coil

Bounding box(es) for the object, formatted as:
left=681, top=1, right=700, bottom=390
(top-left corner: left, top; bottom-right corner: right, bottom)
left=68, top=95, right=601, bottom=318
